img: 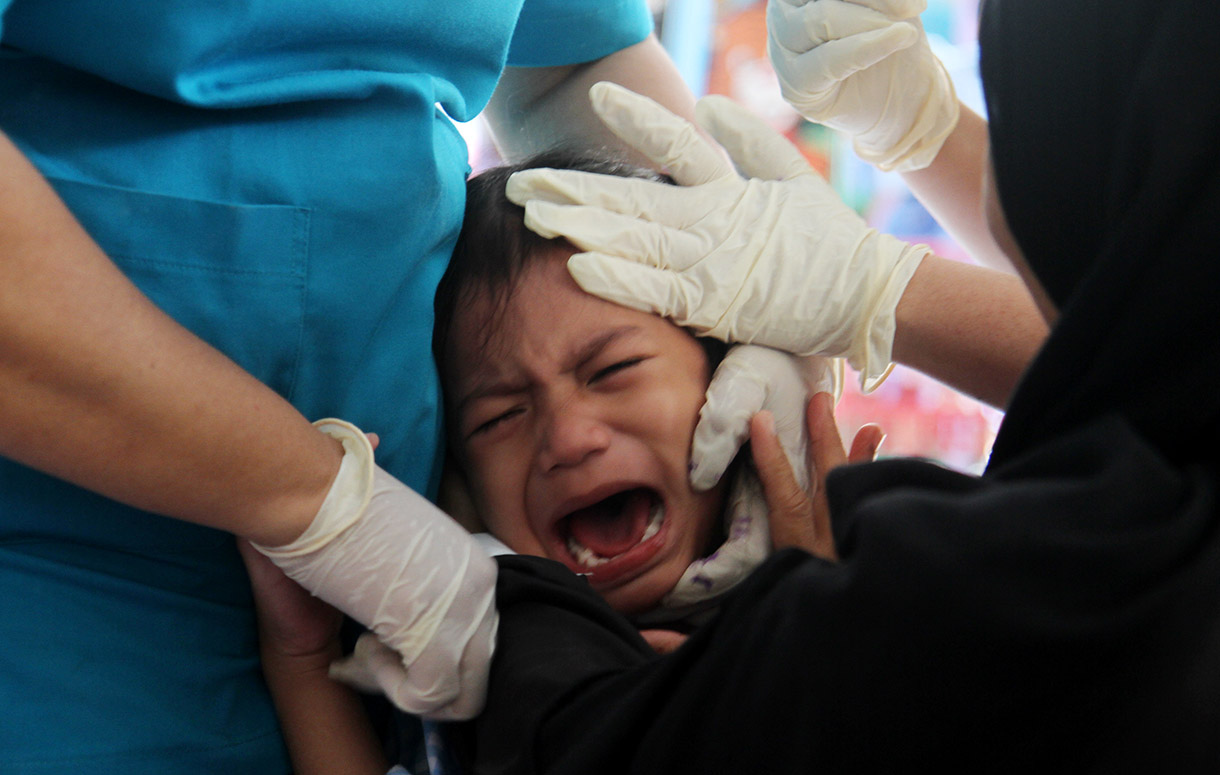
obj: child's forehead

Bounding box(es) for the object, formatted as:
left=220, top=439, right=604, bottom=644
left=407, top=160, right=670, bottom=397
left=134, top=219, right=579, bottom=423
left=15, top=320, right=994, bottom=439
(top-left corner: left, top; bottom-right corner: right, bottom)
left=444, top=253, right=702, bottom=387
left=451, top=258, right=643, bottom=364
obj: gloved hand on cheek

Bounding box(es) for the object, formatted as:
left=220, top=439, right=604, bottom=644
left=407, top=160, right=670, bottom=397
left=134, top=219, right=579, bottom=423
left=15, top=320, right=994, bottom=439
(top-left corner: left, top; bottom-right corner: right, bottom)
left=689, top=344, right=840, bottom=491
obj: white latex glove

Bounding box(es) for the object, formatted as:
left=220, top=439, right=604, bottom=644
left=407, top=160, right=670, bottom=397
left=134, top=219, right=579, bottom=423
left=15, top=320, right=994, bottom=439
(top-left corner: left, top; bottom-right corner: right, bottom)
left=506, top=82, right=929, bottom=388
left=767, top=0, right=958, bottom=172
left=253, top=419, right=498, bottom=720
left=690, top=344, right=841, bottom=491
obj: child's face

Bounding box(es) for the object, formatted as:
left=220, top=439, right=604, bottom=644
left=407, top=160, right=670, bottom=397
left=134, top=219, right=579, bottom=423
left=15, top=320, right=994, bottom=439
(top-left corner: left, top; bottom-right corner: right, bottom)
left=444, top=247, right=725, bottom=615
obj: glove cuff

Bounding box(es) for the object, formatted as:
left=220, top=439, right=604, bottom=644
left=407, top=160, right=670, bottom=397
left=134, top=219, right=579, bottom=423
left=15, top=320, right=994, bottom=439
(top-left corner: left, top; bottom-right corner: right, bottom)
left=252, top=418, right=374, bottom=558
left=856, top=57, right=960, bottom=173
left=848, top=239, right=931, bottom=390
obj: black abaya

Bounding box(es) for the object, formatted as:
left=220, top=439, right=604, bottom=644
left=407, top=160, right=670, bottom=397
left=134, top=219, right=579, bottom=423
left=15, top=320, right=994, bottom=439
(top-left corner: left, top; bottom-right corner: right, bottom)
left=455, top=1, right=1220, bottom=771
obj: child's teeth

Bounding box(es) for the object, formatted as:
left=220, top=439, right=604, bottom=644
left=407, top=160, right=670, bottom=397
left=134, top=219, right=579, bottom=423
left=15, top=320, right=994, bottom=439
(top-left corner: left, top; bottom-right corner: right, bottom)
left=566, top=537, right=610, bottom=567
left=641, top=500, right=663, bottom=541
left=566, top=502, right=665, bottom=568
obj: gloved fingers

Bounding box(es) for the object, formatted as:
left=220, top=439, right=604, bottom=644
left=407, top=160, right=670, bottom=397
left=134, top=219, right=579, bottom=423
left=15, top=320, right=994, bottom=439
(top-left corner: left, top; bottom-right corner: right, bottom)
left=768, top=0, right=912, bottom=53
left=776, top=20, right=918, bottom=86
left=774, top=0, right=926, bottom=21
left=765, top=0, right=819, bottom=50
left=849, top=0, right=927, bottom=19
left=690, top=352, right=770, bottom=490
left=566, top=251, right=704, bottom=328
left=508, top=167, right=713, bottom=228
left=328, top=631, right=400, bottom=695
left=691, top=346, right=817, bottom=491
left=332, top=631, right=468, bottom=718
left=418, top=609, right=497, bottom=721
left=695, top=95, right=812, bottom=182
left=803, top=355, right=843, bottom=400
left=523, top=200, right=707, bottom=269
left=588, top=81, right=735, bottom=186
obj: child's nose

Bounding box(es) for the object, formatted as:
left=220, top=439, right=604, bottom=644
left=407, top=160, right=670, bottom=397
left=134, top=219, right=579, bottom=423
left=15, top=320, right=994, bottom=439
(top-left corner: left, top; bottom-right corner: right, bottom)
left=536, top=402, right=611, bottom=472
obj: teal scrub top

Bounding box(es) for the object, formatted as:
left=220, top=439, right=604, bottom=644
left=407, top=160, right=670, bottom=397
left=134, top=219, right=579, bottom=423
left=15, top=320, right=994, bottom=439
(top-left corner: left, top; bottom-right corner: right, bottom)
left=0, top=2, right=652, bottom=772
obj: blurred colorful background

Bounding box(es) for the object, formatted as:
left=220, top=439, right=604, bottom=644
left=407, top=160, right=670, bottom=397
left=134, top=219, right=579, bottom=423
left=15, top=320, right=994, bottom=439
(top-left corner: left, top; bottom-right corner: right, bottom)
left=461, top=0, right=1000, bottom=473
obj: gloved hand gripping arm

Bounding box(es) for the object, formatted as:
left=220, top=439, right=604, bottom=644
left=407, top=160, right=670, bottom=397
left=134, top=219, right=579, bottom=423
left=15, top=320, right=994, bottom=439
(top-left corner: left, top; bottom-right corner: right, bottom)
left=254, top=419, right=498, bottom=720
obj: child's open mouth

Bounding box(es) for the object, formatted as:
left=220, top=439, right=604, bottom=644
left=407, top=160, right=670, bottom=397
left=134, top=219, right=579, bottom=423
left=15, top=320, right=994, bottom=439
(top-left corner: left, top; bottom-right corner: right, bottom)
left=555, top=487, right=666, bottom=584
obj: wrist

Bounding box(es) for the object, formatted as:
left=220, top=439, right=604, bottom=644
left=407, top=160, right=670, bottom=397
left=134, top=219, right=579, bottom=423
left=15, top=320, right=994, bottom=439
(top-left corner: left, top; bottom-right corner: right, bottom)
left=255, top=419, right=367, bottom=551
left=251, top=428, right=345, bottom=548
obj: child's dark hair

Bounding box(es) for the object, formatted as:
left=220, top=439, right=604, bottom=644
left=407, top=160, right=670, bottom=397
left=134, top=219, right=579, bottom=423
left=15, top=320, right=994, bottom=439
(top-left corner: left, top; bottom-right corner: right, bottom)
left=433, top=147, right=670, bottom=370
left=433, top=148, right=727, bottom=432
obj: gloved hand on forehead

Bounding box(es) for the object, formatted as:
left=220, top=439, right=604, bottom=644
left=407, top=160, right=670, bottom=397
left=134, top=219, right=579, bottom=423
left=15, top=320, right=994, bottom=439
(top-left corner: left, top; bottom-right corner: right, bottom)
left=506, top=82, right=929, bottom=390
left=767, top=0, right=958, bottom=172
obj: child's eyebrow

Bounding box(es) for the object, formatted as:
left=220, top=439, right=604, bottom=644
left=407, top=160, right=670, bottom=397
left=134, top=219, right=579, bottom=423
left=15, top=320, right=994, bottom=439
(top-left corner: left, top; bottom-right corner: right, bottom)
left=568, top=325, right=644, bottom=372
left=455, top=325, right=644, bottom=415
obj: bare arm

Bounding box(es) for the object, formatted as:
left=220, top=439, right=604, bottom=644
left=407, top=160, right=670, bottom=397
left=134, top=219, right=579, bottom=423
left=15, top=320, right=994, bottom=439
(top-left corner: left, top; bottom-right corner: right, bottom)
left=238, top=541, right=388, bottom=775
left=261, top=648, right=388, bottom=775
left=893, top=254, right=1048, bottom=408
left=483, top=35, right=697, bottom=164
left=899, top=104, right=1014, bottom=273
left=891, top=106, right=1049, bottom=403
left=0, top=131, right=338, bottom=546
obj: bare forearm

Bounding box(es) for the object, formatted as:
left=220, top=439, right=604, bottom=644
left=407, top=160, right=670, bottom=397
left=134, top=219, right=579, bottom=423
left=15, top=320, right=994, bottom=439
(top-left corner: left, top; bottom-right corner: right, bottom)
left=484, top=36, right=697, bottom=164
left=0, top=131, right=339, bottom=546
left=892, top=254, right=1048, bottom=408
left=262, top=647, right=388, bottom=775
left=900, top=105, right=1014, bottom=272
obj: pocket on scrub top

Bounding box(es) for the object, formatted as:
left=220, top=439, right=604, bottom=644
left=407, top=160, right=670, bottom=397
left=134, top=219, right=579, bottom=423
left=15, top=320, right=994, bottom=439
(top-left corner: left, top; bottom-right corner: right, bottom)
left=49, top=177, right=310, bottom=395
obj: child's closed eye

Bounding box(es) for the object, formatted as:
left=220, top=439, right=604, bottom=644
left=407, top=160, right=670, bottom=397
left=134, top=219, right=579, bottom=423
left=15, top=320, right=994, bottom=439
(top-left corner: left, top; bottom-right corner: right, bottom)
left=590, top=357, right=648, bottom=384
left=468, top=406, right=524, bottom=438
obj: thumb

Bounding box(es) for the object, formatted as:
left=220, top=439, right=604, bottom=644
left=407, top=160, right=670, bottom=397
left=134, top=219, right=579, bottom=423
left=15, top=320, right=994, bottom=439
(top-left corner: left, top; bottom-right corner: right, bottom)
left=751, top=411, right=824, bottom=556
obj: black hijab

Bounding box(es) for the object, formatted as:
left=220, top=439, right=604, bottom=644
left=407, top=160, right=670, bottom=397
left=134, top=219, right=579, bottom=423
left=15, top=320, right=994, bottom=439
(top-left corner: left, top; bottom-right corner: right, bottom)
left=982, top=0, right=1220, bottom=466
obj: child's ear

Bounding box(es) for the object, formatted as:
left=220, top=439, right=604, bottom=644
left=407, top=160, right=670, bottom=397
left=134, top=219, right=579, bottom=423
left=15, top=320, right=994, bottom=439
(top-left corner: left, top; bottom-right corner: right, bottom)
left=436, top=453, right=487, bottom=534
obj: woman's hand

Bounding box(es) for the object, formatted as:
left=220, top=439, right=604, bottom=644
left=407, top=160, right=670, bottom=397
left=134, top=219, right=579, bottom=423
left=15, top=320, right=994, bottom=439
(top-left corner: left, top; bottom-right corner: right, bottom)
left=751, top=394, right=883, bottom=560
